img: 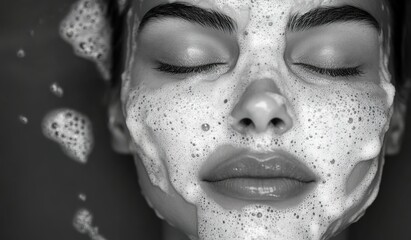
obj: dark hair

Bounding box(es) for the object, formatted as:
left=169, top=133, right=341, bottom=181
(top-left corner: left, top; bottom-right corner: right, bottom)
left=106, top=0, right=130, bottom=89
left=389, top=0, right=407, bottom=96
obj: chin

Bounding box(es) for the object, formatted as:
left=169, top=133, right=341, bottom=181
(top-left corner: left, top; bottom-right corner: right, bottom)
left=135, top=154, right=384, bottom=240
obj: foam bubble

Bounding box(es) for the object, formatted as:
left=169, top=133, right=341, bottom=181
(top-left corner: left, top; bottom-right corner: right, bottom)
left=50, top=82, right=64, bottom=97
left=79, top=193, right=87, bottom=201
left=73, top=208, right=107, bottom=240
left=18, top=115, right=28, bottom=125
left=60, top=0, right=111, bottom=80
left=16, top=49, right=25, bottom=58
left=42, top=109, right=93, bottom=163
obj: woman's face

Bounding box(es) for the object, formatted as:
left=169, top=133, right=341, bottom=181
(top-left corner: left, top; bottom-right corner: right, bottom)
left=121, top=0, right=395, bottom=239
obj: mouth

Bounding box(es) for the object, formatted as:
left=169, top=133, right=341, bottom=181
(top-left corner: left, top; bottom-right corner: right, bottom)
left=200, top=146, right=318, bottom=207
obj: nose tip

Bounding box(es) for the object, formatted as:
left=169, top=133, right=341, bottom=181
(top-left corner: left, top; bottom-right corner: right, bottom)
left=231, top=79, right=293, bottom=134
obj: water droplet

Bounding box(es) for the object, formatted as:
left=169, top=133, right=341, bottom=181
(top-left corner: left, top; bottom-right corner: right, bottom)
left=257, top=212, right=262, bottom=218
left=201, top=123, right=210, bottom=131
left=50, top=82, right=64, bottom=97
left=348, top=118, right=354, bottom=124
left=17, top=49, right=25, bottom=58
left=18, top=115, right=28, bottom=124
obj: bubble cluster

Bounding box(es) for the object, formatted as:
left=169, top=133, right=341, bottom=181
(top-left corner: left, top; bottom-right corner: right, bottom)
left=50, top=82, right=64, bottom=97
left=42, top=109, right=93, bottom=164
left=73, top=208, right=107, bottom=240
left=60, top=0, right=111, bottom=80
left=122, top=0, right=395, bottom=239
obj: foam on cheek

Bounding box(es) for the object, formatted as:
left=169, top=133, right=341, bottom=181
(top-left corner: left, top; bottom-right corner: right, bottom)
left=123, top=0, right=396, bottom=239
left=60, top=0, right=111, bottom=80
left=125, top=105, right=170, bottom=192
left=42, top=109, right=94, bottom=164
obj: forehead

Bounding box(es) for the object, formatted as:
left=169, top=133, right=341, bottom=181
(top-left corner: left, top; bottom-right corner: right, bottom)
left=132, top=0, right=390, bottom=26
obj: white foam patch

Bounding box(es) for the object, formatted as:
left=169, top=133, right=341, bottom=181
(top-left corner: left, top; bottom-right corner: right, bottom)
left=60, top=0, right=111, bottom=80
left=42, top=109, right=93, bottom=164
left=122, top=0, right=395, bottom=239
left=73, top=208, right=107, bottom=240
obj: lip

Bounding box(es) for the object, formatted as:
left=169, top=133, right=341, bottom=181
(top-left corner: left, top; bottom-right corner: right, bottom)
left=200, top=145, right=318, bottom=208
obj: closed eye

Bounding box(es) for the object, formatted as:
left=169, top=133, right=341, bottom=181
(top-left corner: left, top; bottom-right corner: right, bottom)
left=154, top=62, right=224, bottom=75
left=294, top=63, right=364, bottom=78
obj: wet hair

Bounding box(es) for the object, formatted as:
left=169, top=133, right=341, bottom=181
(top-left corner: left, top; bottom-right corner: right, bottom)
left=388, top=0, right=407, bottom=96
left=108, top=0, right=408, bottom=95
left=107, top=0, right=130, bottom=89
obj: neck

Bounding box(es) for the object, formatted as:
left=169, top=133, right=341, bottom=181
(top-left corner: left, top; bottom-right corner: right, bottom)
left=163, top=222, right=191, bottom=240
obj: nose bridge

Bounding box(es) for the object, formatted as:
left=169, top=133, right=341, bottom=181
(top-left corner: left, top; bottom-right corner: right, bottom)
left=247, top=48, right=286, bottom=89
left=231, top=78, right=293, bottom=134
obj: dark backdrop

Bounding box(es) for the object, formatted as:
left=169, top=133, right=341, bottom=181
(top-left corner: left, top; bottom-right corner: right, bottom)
left=1, top=0, right=410, bottom=239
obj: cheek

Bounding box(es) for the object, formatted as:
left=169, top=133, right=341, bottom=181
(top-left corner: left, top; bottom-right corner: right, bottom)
left=124, top=80, right=233, bottom=199
left=284, top=79, right=393, bottom=197
left=295, top=83, right=389, bottom=159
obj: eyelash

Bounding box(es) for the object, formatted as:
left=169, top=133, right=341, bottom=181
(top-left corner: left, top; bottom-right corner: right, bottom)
left=294, top=63, right=363, bottom=78
left=155, top=62, right=223, bottom=74
left=155, top=62, right=363, bottom=78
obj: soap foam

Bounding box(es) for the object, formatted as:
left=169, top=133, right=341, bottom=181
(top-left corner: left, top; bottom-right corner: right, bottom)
left=121, top=0, right=395, bottom=239
left=60, top=0, right=112, bottom=80
left=42, top=109, right=93, bottom=164
left=73, top=208, right=107, bottom=240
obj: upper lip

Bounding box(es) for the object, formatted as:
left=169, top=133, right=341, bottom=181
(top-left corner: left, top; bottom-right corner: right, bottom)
left=200, top=145, right=317, bottom=183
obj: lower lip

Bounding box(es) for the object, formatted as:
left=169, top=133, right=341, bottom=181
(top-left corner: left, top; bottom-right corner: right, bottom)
left=206, top=178, right=315, bottom=202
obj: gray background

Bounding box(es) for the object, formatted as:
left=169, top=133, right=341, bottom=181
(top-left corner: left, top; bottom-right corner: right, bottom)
left=1, top=0, right=410, bottom=239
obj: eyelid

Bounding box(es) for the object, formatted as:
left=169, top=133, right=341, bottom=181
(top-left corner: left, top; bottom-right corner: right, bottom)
left=293, top=62, right=364, bottom=78
left=154, top=61, right=226, bottom=75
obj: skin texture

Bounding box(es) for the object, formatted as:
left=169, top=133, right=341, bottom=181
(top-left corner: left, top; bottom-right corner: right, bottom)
left=110, top=0, right=401, bottom=239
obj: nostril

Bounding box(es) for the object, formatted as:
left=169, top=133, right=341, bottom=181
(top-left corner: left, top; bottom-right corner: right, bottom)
left=239, top=118, right=253, bottom=127
left=271, top=118, right=286, bottom=129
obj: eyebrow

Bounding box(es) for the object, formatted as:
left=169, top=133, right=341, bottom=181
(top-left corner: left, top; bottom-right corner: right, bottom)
left=287, top=5, right=381, bottom=32
left=138, top=2, right=237, bottom=33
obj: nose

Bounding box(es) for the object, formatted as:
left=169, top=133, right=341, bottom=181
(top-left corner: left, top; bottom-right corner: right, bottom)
left=231, top=79, right=293, bottom=134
